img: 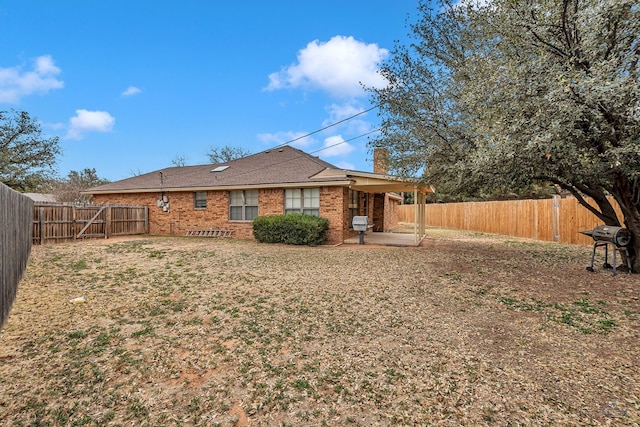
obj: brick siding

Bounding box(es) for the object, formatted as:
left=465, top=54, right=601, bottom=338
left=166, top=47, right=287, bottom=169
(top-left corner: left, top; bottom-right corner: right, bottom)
left=93, top=186, right=352, bottom=244
left=370, top=193, right=400, bottom=233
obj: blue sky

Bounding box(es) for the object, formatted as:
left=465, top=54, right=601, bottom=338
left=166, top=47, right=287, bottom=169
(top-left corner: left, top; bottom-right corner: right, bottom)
left=0, top=1, right=417, bottom=181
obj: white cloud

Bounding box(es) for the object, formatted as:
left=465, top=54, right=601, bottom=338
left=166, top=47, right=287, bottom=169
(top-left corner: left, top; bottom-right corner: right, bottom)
left=257, top=131, right=316, bottom=149
left=334, top=160, right=356, bottom=170
left=324, top=103, right=374, bottom=135
left=321, top=135, right=355, bottom=157
left=325, top=103, right=363, bottom=122
left=35, top=55, right=60, bottom=74
left=43, top=121, right=66, bottom=131
left=265, top=35, right=389, bottom=98
left=66, top=109, right=115, bottom=140
left=122, top=85, right=141, bottom=96
left=0, top=55, right=64, bottom=103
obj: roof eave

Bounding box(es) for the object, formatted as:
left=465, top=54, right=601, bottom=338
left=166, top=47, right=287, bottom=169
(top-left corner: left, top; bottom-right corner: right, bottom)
left=313, top=167, right=434, bottom=194
left=85, top=180, right=354, bottom=195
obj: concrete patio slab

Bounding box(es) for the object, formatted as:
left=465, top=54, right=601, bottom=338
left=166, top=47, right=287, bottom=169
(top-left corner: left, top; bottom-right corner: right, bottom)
left=342, top=231, right=423, bottom=247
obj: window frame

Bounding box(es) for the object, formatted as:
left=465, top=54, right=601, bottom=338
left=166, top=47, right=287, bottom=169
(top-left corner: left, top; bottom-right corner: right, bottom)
left=194, top=191, right=207, bottom=209
left=349, top=189, right=360, bottom=227
left=284, top=188, right=320, bottom=216
left=229, top=189, right=259, bottom=221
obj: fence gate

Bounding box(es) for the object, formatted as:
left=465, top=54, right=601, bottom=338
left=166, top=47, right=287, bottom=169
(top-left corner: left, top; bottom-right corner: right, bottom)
left=75, top=205, right=107, bottom=240
left=33, top=203, right=148, bottom=244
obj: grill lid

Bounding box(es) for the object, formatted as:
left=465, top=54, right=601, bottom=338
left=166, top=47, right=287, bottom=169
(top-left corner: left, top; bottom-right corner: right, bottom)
left=580, top=225, right=631, bottom=247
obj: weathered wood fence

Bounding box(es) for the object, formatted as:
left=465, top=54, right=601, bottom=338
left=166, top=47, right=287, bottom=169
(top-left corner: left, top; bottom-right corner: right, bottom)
left=33, top=203, right=148, bottom=244
left=1, top=183, right=33, bottom=330
left=398, top=196, right=622, bottom=246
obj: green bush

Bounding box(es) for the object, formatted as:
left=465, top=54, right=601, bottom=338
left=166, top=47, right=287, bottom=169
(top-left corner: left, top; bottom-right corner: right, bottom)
left=252, top=214, right=329, bottom=246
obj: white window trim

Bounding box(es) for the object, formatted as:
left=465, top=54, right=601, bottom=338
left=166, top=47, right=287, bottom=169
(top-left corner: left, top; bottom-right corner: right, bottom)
left=284, top=188, right=320, bottom=216
left=229, top=190, right=258, bottom=221
left=194, top=191, right=207, bottom=209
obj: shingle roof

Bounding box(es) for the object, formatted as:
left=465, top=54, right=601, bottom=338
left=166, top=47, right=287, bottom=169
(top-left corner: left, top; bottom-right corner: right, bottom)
left=87, top=146, right=350, bottom=194
left=23, top=193, right=57, bottom=202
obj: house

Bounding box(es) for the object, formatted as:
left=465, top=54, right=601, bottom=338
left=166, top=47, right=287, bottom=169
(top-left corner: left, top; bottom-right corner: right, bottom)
left=86, top=146, right=433, bottom=244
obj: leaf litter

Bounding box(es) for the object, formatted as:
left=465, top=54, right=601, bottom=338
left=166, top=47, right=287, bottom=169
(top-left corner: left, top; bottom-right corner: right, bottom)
left=0, top=229, right=638, bottom=426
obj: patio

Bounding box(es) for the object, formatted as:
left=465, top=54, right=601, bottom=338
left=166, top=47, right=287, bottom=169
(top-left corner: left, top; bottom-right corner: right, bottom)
left=342, top=230, right=424, bottom=247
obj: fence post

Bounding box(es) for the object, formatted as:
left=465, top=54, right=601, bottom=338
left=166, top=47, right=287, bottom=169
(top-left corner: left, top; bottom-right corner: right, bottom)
left=532, top=200, right=539, bottom=240
left=39, top=206, right=45, bottom=245
left=105, top=206, right=111, bottom=239
left=144, top=206, right=149, bottom=234
left=72, top=205, right=77, bottom=241
left=552, top=195, right=561, bottom=242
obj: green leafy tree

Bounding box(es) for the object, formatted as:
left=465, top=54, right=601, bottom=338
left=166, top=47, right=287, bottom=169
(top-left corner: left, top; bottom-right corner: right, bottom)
left=370, top=0, right=640, bottom=272
left=52, top=168, right=110, bottom=203
left=206, top=145, right=251, bottom=163
left=0, top=110, right=60, bottom=191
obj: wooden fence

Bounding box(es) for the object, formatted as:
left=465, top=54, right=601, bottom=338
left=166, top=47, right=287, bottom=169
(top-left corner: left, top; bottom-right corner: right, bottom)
left=397, top=196, right=622, bottom=246
left=33, top=203, right=149, bottom=244
left=1, top=183, right=33, bottom=330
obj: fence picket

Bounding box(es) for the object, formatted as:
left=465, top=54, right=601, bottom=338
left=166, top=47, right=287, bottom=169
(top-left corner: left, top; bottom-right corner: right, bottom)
left=32, top=203, right=148, bottom=244
left=397, top=196, right=622, bottom=246
left=0, top=183, right=33, bottom=329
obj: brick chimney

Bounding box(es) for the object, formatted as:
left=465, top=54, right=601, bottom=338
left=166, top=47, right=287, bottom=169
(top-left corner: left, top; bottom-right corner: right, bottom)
left=373, top=148, right=389, bottom=175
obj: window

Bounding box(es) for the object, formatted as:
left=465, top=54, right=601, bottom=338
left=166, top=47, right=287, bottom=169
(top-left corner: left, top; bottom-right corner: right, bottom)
left=229, top=190, right=258, bottom=221
left=363, top=193, right=369, bottom=214
left=349, top=189, right=360, bottom=226
left=194, top=192, right=207, bottom=209
left=285, top=188, right=320, bottom=216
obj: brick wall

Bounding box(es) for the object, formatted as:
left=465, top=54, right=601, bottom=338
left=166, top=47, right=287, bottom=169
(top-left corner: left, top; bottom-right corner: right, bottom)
left=372, top=193, right=399, bottom=232
left=384, top=195, right=399, bottom=230
left=373, top=194, right=385, bottom=232
left=93, top=186, right=350, bottom=244
left=320, top=186, right=348, bottom=243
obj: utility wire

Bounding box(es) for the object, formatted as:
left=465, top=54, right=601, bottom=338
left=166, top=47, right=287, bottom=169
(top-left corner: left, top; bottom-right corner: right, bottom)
left=270, top=104, right=379, bottom=149
left=308, top=128, right=381, bottom=155
left=213, top=128, right=382, bottom=182
left=155, top=128, right=385, bottom=191
left=228, top=109, right=382, bottom=179
left=173, top=106, right=381, bottom=182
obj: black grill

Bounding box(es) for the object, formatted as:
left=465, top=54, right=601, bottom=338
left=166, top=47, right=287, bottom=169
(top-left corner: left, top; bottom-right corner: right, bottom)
left=581, top=225, right=631, bottom=247
left=580, top=225, right=632, bottom=275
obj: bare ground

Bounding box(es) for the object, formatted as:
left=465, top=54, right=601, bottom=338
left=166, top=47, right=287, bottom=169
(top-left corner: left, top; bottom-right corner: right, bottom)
left=0, top=229, right=638, bottom=426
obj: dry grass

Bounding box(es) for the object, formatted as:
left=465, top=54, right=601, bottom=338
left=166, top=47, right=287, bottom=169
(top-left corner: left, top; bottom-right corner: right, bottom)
left=0, top=229, right=639, bottom=426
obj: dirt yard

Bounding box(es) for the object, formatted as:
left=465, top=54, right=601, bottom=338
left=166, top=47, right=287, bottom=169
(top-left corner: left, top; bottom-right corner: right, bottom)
left=0, top=229, right=638, bottom=426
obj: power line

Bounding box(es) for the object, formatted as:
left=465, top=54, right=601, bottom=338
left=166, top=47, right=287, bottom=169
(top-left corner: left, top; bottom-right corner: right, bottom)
left=216, top=128, right=382, bottom=182
left=271, top=104, right=379, bottom=149
left=308, top=128, right=381, bottom=155
left=195, top=105, right=381, bottom=181
left=232, top=109, right=382, bottom=178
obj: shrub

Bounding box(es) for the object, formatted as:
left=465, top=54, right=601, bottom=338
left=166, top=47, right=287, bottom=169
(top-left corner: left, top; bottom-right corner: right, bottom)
left=252, top=214, right=329, bottom=246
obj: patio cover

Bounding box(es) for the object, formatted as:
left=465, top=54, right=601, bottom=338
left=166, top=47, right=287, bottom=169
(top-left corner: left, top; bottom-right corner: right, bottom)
left=314, top=168, right=435, bottom=246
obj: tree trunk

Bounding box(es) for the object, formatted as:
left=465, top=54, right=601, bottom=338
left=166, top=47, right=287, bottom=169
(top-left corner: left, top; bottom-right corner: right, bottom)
left=611, top=182, right=640, bottom=273
left=575, top=184, right=639, bottom=273
left=627, top=237, right=640, bottom=274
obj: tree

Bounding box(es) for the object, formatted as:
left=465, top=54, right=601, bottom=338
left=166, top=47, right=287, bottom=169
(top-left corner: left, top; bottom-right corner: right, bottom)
left=0, top=110, right=60, bottom=191
left=52, top=168, right=110, bottom=203
left=370, top=0, right=640, bottom=272
left=206, top=145, right=251, bottom=163
left=171, top=155, right=188, bottom=167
